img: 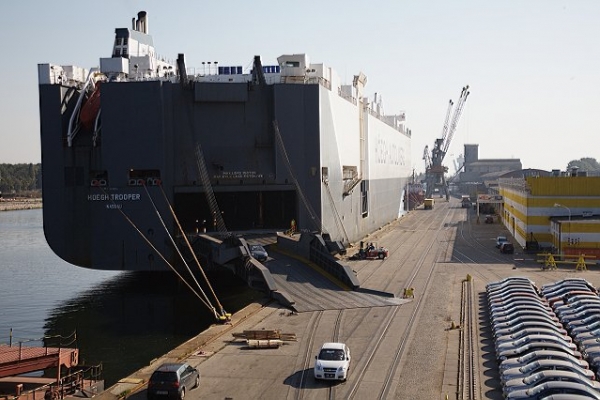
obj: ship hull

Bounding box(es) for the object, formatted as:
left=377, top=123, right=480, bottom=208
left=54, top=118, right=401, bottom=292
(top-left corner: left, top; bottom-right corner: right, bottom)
left=39, top=68, right=410, bottom=271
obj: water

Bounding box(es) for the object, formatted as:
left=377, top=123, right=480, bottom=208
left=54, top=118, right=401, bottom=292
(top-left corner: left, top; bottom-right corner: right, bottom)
left=0, top=209, right=261, bottom=386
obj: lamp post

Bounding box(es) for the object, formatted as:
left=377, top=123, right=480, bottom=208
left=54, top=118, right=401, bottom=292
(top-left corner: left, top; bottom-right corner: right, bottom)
left=554, top=203, right=571, bottom=254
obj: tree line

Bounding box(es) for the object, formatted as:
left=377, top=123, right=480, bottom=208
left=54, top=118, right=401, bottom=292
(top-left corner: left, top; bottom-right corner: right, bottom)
left=0, top=163, right=42, bottom=197
left=1, top=158, right=598, bottom=198
left=567, top=158, right=600, bottom=173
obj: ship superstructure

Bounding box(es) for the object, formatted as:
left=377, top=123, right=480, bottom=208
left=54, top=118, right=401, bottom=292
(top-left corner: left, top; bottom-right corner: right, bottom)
left=38, top=11, right=412, bottom=271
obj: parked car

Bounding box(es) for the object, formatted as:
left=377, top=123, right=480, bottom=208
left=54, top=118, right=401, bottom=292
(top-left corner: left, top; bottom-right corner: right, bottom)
left=496, top=335, right=576, bottom=354
left=551, top=294, right=600, bottom=310
left=555, top=298, right=600, bottom=314
left=573, top=327, right=600, bottom=344
left=567, top=315, right=600, bottom=331
left=487, top=277, right=535, bottom=291
left=547, top=291, right=598, bottom=307
left=543, top=285, right=595, bottom=299
left=581, top=345, right=600, bottom=359
left=506, top=380, right=600, bottom=400
left=500, top=358, right=595, bottom=384
left=492, top=309, right=559, bottom=325
left=496, top=331, right=573, bottom=351
left=571, top=320, right=600, bottom=335
left=314, top=342, right=351, bottom=381
left=249, top=244, right=269, bottom=262
left=504, top=370, right=600, bottom=397
left=489, top=296, right=546, bottom=309
left=491, top=302, right=553, bottom=316
left=147, top=362, right=200, bottom=400
left=488, top=278, right=536, bottom=289
left=497, top=341, right=581, bottom=362
left=489, top=291, right=543, bottom=302
left=494, top=315, right=563, bottom=331
left=499, top=350, right=589, bottom=372
left=576, top=336, right=600, bottom=351
left=560, top=308, right=600, bottom=324
left=488, top=285, right=539, bottom=302
left=557, top=305, right=600, bottom=320
left=538, top=395, right=600, bottom=400
left=496, top=235, right=509, bottom=248
left=494, top=322, right=568, bottom=339
left=541, top=279, right=596, bottom=295
left=500, top=242, right=515, bottom=254
left=587, top=355, right=600, bottom=372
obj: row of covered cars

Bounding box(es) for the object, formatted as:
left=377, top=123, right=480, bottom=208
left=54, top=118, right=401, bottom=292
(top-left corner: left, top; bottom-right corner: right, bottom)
left=487, top=277, right=600, bottom=399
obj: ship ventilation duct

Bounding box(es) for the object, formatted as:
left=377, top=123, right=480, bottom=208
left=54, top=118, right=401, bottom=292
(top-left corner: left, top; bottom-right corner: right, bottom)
left=177, top=54, right=188, bottom=86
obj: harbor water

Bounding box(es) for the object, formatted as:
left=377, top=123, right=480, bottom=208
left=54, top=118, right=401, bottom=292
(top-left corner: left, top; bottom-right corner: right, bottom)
left=0, top=209, right=260, bottom=386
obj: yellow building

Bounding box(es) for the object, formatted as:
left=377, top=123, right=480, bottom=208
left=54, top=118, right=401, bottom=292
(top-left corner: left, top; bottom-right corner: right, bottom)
left=497, top=174, right=600, bottom=257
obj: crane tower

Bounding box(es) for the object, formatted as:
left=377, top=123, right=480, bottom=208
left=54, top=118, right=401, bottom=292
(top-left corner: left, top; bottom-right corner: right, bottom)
left=423, top=85, right=470, bottom=200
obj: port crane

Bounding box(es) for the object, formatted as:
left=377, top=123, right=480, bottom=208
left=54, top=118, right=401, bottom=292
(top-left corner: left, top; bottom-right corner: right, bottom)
left=423, top=85, right=470, bottom=200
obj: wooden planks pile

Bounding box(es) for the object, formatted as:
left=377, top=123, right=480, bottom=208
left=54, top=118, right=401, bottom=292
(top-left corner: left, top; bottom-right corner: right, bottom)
left=232, top=329, right=297, bottom=348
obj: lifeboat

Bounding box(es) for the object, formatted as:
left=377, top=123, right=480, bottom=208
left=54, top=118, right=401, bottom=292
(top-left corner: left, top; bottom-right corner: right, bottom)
left=80, top=81, right=101, bottom=131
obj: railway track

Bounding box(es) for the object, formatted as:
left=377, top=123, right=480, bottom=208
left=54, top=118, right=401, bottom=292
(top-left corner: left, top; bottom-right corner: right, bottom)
left=458, top=276, right=479, bottom=400
left=170, top=197, right=600, bottom=400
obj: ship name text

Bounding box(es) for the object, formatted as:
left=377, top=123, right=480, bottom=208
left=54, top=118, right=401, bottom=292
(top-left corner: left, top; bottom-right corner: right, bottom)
left=87, top=193, right=142, bottom=201
left=376, top=137, right=406, bottom=166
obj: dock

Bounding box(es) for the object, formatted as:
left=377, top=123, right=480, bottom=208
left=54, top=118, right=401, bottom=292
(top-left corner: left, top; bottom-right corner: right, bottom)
left=51, top=199, right=600, bottom=399
left=0, top=343, right=103, bottom=400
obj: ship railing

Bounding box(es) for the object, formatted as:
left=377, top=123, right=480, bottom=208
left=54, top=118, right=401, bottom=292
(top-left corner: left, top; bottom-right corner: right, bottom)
left=279, top=75, right=331, bottom=90
left=366, top=107, right=408, bottom=134
left=12, top=364, right=103, bottom=400
left=337, top=87, right=357, bottom=105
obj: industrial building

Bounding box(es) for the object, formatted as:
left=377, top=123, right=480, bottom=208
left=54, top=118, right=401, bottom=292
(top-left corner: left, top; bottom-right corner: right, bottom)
left=495, top=168, right=600, bottom=258
left=456, top=144, right=523, bottom=198
left=453, top=143, right=600, bottom=259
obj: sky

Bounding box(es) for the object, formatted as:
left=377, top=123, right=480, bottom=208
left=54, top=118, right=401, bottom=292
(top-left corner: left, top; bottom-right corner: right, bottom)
left=1, top=0, right=598, bottom=174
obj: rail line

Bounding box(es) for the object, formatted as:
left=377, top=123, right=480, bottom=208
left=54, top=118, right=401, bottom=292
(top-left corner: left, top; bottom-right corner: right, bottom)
left=343, top=202, right=455, bottom=399
left=292, top=310, right=324, bottom=400
left=289, top=198, right=514, bottom=399
left=458, top=277, right=478, bottom=400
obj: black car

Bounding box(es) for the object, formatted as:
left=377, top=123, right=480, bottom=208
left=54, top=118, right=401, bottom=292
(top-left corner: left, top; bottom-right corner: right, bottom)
left=147, top=363, right=200, bottom=400
left=500, top=242, right=515, bottom=254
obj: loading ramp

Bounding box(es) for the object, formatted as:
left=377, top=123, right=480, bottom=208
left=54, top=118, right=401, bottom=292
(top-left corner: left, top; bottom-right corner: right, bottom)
left=261, top=250, right=407, bottom=313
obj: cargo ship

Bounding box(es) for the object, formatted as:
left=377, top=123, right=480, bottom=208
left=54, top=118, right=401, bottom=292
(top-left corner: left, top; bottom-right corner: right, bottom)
left=37, top=11, right=412, bottom=271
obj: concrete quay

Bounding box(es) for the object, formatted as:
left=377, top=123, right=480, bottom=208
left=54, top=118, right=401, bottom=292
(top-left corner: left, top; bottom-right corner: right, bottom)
left=94, top=199, right=600, bottom=400
left=0, top=198, right=42, bottom=212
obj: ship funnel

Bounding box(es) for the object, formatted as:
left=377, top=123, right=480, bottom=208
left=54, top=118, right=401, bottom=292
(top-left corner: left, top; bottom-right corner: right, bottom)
left=137, top=11, right=148, bottom=34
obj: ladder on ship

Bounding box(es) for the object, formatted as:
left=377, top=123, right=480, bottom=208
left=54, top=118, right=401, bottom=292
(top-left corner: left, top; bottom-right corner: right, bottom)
left=194, top=143, right=227, bottom=233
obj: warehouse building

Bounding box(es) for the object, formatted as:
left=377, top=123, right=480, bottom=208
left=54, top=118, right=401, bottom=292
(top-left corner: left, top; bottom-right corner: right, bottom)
left=496, top=168, right=600, bottom=258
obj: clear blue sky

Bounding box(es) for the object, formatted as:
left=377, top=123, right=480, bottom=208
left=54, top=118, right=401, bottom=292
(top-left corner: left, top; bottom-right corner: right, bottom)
left=1, top=0, right=598, bottom=173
